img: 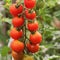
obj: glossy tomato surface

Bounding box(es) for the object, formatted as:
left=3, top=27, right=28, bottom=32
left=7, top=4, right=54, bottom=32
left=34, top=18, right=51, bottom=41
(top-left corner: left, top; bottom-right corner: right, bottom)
left=26, top=43, right=39, bottom=53
left=30, top=31, right=42, bottom=44
left=10, top=28, right=23, bottom=39
left=11, top=40, right=24, bottom=53
left=12, top=17, right=24, bottom=27
left=24, top=0, right=36, bottom=9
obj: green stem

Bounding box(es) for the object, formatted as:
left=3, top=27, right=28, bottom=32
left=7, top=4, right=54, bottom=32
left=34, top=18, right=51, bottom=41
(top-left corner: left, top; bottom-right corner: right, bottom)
left=24, top=20, right=26, bottom=43
left=15, top=0, right=22, bottom=8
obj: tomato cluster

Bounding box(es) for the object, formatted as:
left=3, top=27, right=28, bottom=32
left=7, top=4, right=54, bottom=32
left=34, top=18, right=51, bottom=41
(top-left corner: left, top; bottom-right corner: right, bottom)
left=9, top=0, right=42, bottom=54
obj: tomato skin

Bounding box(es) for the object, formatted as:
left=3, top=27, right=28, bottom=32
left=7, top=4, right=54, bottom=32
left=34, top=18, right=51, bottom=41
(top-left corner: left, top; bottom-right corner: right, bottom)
left=24, top=0, right=36, bottom=9
left=10, top=4, right=23, bottom=17
left=12, top=51, right=24, bottom=60
left=26, top=43, right=39, bottom=53
left=30, top=31, right=42, bottom=44
left=27, top=21, right=38, bottom=32
left=10, top=28, right=23, bottom=39
left=11, top=40, right=24, bottom=53
left=25, top=10, right=36, bottom=20
left=12, top=17, right=24, bottom=27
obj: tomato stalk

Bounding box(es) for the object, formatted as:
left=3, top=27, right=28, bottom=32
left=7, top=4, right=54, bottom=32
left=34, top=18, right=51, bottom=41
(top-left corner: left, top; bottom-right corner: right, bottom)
left=16, top=0, right=22, bottom=4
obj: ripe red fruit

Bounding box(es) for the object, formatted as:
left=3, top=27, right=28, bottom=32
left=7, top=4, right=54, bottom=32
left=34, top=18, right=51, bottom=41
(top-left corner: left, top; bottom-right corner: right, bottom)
left=26, top=43, right=39, bottom=53
left=10, top=28, right=23, bottom=39
left=30, top=31, right=42, bottom=44
left=12, top=51, right=24, bottom=60
left=27, top=21, right=38, bottom=32
left=12, top=17, right=24, bottom=27
left=24, top=0, right=36, bottom=9
left=25, top=10, right=36, bottom=20
left=11, top=40, right=24, bottom=53
left=10, top=4, right=23, bottom=17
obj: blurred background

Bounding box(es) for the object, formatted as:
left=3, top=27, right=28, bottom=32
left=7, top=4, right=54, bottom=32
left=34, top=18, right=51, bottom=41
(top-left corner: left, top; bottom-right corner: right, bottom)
left=0, top=0, right=60, bottom=60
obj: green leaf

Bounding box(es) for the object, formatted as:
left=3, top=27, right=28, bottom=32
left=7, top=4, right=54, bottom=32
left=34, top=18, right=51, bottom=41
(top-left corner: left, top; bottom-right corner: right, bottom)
left=3, top=0, right=12, bottom=3
left=1, top=46, right=10, bottom=56
left=53, top=11, right=60, bottom=19
left=2, top=18, right=12, bottom=24
left=49, top=55, right=60, bottom=60
left=46, top=0, right=57, bottom=8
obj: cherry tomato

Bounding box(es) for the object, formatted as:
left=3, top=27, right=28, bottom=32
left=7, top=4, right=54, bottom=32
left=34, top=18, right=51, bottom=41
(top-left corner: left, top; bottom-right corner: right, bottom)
left=10, top=28, right=23, bottom=39
left=12, top=17, right=24, bottom=27
left=12, top=51, right=24, bottom=60
left=24, top=0, right=36, bottom=9
left=25, top=10, right=36, bottom=20
left=10, top=4, right=23, bottom=17
left=26, top=43, right=39, bottom=53
left=27, top=21, right=38, bottom=32
left=30, top=31, right=42, bottom=44
left=11, top=40, right=24, bottom=53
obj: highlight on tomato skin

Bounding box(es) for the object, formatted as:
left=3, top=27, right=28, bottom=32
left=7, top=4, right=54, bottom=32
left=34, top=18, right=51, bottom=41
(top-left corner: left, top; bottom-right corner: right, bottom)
left=12, top=17, right=24, bottom=27
left=10, top=28, right=23, bottom=40
left=25, top=9, right=36, bottom=20
left=26, top=43, right=39, bottom=53
left=24, top=0, right=36, bottom=9
left=10, top=40, right=24, bottom=53
left=27, top=21, right=39, bottom=32
left=10, top=4, right=23, bottom=17
left=30, top=31, right=42, bottom=45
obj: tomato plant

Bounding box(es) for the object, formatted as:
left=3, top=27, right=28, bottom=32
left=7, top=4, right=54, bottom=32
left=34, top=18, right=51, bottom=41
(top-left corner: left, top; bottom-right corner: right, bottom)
left=0, top=0, right=60, bottom=60
left=9, top=0, right=42, bottom=54
left=8, top=0, right=42, bottom=59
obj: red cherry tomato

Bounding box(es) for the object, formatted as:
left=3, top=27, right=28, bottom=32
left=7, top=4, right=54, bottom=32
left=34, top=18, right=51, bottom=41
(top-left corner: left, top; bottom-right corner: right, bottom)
left=10, top=4, right=23, bottom=17
left=27, top=21, right=38, bottom=32
left=30, top=31, right=42, bottom=44
left=26, top=43, right=39, bottom=53
left=24, top=0, right=36, bottom=9
left=11, top=40, right=24, bottom=53
left=12, top=17, right=24, bottom=27
left=10, top=28, right=23, bottom=39
left=25, top=10, right=36, bottom=20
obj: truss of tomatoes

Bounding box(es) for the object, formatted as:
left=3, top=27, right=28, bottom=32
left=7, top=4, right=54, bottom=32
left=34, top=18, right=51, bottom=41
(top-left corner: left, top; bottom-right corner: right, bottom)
left=9, top=0, right=42, bottom=54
